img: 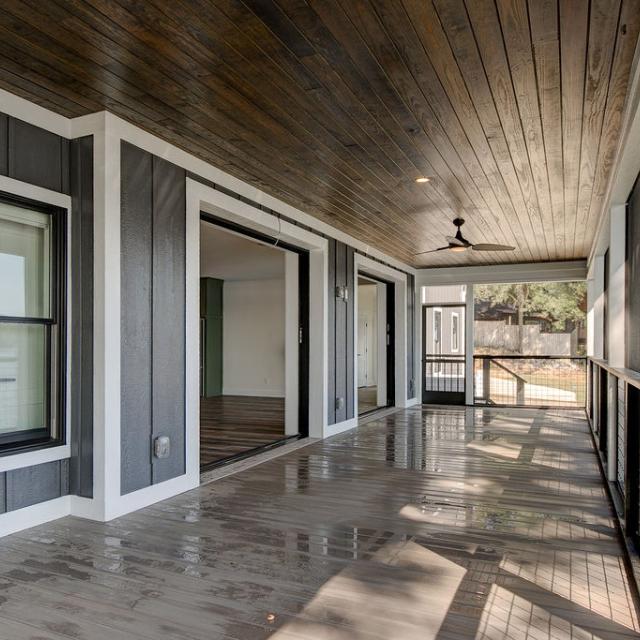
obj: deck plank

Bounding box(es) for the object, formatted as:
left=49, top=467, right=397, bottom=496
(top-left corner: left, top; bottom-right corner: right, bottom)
left=0, top=406, right=637, bottom=639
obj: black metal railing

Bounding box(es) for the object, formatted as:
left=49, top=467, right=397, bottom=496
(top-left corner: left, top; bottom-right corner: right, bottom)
left=423, top=355, right=466, bottom=394
left=474, top=355, right=587, bottom=408
left=588, top=357, right=640, bottom=547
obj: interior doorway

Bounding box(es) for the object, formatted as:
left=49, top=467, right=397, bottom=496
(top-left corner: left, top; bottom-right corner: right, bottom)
left=199, top=214, right=309, bottom=469
left=357, top=273, right=394, bottom=415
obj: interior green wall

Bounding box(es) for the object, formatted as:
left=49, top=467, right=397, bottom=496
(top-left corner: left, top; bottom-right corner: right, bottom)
left=200, top=278, right=223, bottom=397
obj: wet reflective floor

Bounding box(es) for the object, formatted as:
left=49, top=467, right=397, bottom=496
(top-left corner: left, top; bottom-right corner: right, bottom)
left=0, top=406, right=638, bottom=639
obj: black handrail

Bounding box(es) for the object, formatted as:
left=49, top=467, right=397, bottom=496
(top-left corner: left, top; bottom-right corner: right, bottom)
left=474, top=355, right=586, bottom=360
left=473, top=355, right=586, bottom=408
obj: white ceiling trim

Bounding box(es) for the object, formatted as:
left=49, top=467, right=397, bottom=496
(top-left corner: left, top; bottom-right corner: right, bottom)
left=416, top=260, right=587, bottom=287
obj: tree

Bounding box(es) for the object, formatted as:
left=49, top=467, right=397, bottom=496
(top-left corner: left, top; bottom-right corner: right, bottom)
left=474, top=281, right=587, bottom=351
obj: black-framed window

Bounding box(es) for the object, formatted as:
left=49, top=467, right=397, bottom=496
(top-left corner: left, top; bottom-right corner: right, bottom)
left=0, top=194, right=66, bottom=453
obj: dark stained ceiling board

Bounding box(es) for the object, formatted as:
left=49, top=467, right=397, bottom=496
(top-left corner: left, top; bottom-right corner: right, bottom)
left=0, top=0, right=638, bottom=267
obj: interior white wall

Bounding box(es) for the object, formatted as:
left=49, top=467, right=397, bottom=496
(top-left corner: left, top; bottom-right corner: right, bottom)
left=357, top=283, right=378, bottom=387
left=222, top=278, right=285, bottom=397
left=200, top=222, right=285, bottom=279
left=356, top=279, right=388, bottom=408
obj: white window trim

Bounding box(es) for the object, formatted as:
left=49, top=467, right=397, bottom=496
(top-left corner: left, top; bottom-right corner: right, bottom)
left=0, top=175, right=71, bottom=473
left=451, top=311, right=460, bottom=353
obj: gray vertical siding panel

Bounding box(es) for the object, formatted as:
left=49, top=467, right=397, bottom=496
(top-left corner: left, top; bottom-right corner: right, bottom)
left=69, top=136, right=94, bottom=498
left=120, top=142, right=153, bottom=494
left=407, top=273, right=415, bottom=399
left=334, top=242, right=347, bottom=423
left=0, top=113, right=7, bottom=175
left=345, top=246, right=355, bottom=419
left=60, top=137, right=70, bottom=195
left=7, top=117, right=69, bottom=193
left=5, top=461, right=68, bottom=511
left=0, top=113, right=74, bottom=514
left=327, top=239, right=337, bottom=425
left=151, top=156, right=186, bottom=484
left=0, top=473, right=6, bottom=514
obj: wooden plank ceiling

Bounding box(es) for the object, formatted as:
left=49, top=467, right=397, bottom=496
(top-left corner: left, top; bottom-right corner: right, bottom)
left=0, top=0, right=638, bottom=267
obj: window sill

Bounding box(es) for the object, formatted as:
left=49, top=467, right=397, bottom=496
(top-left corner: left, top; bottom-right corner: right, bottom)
left=0, top=443, right=70, bottom=473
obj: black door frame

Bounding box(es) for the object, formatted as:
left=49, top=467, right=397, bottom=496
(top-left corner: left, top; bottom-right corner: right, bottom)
left=199, top=212, right=310, bottom=467
left=356, top=271, right=395, bottom=415
left=422, top=303, right=466, bottom=405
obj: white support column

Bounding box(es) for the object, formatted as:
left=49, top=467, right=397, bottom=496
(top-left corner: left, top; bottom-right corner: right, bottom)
left=608, top=205, right=626, bottom=367
left=587, top=255, right=605, bottom=359
left=606, top=205, right=626, bottom=479
left=607, top=373, right=618, bottom=480
left=465, top=284, right=474, bottom=405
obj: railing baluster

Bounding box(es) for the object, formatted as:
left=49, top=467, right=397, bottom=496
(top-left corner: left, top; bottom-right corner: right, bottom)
left=471, top=355, right=587, bottom=408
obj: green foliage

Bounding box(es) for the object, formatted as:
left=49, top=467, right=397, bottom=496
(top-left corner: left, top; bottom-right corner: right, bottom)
left=474, top=281, right=586, bottom=330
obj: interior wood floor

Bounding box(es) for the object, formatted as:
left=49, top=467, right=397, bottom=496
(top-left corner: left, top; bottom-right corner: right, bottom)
left=0, top=406, right=638, bottom=639
left=200, top=395, right=285, bottom=467
left=358, top=385, right=379, bottom=414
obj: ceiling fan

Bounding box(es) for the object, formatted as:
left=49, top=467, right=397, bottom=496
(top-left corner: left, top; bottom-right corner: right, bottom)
left=415, top=218, right=515, bottom=255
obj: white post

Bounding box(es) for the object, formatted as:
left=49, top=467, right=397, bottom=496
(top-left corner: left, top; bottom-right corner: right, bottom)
left=607, top=374, right=617, bottom=480
left=590, top=255, right=605, bottom=360
left=465, top=284, right=474, bottom=405
left=608, top=205, right=626, bottom=367
left=606, top=205, right=626, bottom=478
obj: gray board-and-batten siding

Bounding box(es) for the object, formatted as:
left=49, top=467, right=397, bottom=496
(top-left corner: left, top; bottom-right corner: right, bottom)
left=0, top=113, right=93, bottom=511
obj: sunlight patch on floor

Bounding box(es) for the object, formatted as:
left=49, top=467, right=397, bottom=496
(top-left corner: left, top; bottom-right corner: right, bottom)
left=467, top=437, right=523, bottom=460
left=476, top=584, right=606, bottom=640
left=268, top=541, right=465, bottom=639
left=500, top=551, right=639, bottom=631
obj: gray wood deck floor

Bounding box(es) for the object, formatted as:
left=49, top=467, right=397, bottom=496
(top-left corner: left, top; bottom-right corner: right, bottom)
left=0, top=406, right=637, bottom=639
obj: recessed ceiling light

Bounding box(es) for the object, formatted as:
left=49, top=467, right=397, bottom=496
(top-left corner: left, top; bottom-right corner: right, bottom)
left=415, top=176, right=430, bottom=183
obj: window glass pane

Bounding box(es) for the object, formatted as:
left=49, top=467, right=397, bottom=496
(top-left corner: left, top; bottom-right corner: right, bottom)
left=0, top=202, right=50, bottom=318
left=0, top=323, right=46, bottom=435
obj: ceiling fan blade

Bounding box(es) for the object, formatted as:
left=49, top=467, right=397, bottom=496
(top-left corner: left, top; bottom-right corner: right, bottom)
left=471, top=243, right=516, bottom=252
left=413, top=246, right=450, bottom=255
left=445, top=235, right=465, bottom=246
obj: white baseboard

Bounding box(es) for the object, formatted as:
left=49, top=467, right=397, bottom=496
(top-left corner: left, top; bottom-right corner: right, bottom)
left=324, top=417, right=358, bottom=438
left=405, top=397, right=419, bottom=408
left=105, top=473, right=200, bottom=520
left=220, top=388, right=285, bottom=398
left=70, top=495, right=106, bottom=521
left=0, top=496, right=70, bottom=538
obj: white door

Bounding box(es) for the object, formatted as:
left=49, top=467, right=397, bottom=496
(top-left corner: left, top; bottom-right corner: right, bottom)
left=357, top=315, right=369, bottom=386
